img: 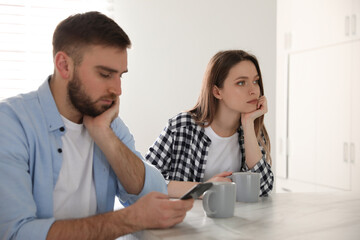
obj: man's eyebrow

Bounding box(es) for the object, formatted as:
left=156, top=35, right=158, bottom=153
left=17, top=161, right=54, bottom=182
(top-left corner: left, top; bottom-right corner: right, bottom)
left=95, top=65, right=119, bottom=73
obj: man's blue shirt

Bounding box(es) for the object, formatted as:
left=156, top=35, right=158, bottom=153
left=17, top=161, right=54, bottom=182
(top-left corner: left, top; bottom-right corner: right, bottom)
left=0, top=77, right=167, bottom=240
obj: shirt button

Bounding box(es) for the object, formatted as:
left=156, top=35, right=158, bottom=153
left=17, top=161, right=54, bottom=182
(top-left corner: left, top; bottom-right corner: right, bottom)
left=58, top=148, right=62, bottom=153
left=60, top=127, right=65, bottom=132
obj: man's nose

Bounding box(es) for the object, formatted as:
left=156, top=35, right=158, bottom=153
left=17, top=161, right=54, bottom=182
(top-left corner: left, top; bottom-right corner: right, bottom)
left=109, top=78, right=122, bottom=96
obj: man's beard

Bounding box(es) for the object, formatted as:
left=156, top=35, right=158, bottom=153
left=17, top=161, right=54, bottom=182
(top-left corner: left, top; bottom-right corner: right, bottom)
left=67, top=72, right=116, bottom=117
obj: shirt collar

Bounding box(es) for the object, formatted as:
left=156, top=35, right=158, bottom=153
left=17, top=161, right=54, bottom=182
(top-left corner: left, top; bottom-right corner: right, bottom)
left=37, top=75, right=65, bottom=132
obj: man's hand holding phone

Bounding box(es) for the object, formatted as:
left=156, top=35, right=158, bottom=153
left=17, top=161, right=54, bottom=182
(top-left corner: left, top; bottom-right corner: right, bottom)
left=180, top=182, right=213, bottom=200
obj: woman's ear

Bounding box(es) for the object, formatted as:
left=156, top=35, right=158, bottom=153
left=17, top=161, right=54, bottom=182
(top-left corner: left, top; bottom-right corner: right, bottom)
left=54, top=51, right=74, bottom=79
left=212, top=85, right=222, bottom=100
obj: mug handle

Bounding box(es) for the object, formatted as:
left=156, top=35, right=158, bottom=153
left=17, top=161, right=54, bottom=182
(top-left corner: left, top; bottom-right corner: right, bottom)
left=202, top=190, right=216, bottom=215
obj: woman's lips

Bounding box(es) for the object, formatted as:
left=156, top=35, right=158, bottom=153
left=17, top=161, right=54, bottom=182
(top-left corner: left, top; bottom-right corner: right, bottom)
left=247, top=99, right=258, bottom=104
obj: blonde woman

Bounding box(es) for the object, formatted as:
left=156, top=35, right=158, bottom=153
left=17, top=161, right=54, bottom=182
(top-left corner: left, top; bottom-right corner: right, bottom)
left=146, top=50, right=273, bottom=198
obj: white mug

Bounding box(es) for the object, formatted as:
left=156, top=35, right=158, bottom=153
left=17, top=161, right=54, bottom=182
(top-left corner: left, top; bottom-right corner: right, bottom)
left=202, top=182, right=236, bottom=218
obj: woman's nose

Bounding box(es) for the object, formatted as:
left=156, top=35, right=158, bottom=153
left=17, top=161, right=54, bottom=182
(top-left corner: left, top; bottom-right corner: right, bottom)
left=249, top=85, right=256, bottom=95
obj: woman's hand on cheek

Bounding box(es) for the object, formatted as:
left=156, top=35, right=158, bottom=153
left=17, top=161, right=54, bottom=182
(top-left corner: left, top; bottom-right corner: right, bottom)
left=241, top=96, right=268, bottom=125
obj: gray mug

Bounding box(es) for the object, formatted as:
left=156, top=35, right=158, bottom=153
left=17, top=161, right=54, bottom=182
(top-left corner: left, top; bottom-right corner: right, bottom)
left=231, top=172, right=260, bottom=202
left=202, top=182, right=236, bottom=218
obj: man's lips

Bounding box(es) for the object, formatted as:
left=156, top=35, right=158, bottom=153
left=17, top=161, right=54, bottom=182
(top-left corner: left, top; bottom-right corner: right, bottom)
left=247, top=99, right=258, bottom=104
left=99, top=99, right=114, bottom=105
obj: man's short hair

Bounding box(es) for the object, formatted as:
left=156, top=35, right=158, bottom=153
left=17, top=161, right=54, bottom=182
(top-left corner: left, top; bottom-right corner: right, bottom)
left=52, top=11, right=131, bottom=64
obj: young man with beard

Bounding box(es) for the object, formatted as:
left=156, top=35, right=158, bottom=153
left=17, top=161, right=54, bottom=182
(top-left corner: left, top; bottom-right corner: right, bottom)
left=0, top=12, right=193, bottom=240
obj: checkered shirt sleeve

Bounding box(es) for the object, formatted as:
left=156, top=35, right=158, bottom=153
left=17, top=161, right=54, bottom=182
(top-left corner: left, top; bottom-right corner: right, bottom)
left=146, top=112, right=210, bottom=182
left=145, top=122, right=174, bottom=180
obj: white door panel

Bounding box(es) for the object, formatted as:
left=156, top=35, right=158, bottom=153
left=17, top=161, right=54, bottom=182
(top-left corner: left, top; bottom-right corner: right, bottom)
left=288, top=43, right=352, bottom=190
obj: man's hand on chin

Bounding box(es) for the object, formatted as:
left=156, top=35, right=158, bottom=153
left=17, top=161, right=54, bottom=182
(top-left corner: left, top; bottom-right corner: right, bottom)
left=83, top=97, right=120, bottom=141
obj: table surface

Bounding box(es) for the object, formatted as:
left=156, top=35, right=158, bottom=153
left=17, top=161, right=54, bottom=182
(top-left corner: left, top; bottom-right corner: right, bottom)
left=132, top=192, right=360, bottom=240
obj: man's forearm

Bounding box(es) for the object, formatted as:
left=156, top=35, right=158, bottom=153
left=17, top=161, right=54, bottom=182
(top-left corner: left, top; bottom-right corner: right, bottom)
left=94, top=126, right=145, bottom=194
left=47, top=208, right=139, bottom=240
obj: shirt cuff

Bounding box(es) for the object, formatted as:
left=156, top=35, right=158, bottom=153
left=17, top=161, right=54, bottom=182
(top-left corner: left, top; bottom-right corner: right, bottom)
left=16, top=218, right=55, bottom=240
left=119, top=162, right=167, bottom=205
left=139, top=162, right=168, bottom=195
left=244, top=158, right=267, bottom=172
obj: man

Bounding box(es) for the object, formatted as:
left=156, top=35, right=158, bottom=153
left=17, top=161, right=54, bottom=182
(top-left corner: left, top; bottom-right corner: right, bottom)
left=0, top=11, right=193, bottom=240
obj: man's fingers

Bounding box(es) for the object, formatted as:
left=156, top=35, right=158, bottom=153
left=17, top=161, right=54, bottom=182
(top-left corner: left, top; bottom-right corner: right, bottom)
left=169, top=198, right=194, bottom=211
left=136, top=192, right=194, bottom=230
left=168, top=212, right=187, bottom=226
left=159, top=212, right=187, bottom=228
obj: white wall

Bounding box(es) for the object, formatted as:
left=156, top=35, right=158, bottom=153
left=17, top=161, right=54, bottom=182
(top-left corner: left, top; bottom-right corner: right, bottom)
left=114, top=0, right=277, bottom=159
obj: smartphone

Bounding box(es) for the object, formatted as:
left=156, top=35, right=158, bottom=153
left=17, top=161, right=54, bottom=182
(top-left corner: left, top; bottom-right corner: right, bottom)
left=180, top=182, right=213, bottom=200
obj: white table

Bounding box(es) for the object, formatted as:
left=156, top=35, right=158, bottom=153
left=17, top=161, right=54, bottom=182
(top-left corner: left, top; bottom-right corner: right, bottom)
left=132, top=192, right=360, bottom=240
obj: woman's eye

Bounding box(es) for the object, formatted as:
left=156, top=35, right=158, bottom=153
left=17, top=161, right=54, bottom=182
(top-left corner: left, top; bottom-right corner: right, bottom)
left=253, top=80, right=259, bottom=84
left=237, top=81, right=245, bottom=86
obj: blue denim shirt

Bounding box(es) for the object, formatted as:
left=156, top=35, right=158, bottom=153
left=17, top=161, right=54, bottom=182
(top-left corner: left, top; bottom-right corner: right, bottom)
left=0, top=77, right=167, bottom=240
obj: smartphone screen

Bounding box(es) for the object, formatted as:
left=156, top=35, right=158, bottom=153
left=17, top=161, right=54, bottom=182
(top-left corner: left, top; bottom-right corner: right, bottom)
left=179, top=182, right=213, bottom=200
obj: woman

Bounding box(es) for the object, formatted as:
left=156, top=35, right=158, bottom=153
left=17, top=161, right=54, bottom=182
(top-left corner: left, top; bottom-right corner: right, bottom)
left=146, top=50, right=273, bottom=198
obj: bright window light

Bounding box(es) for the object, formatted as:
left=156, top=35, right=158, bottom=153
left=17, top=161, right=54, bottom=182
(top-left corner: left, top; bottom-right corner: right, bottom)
left=0, top=0, right=114, bottom=100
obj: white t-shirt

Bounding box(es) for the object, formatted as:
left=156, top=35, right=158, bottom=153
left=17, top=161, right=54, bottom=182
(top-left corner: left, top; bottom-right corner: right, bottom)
left=53, top=116, right=97, bottom=220
left=203, top=126, right=241, bottom=181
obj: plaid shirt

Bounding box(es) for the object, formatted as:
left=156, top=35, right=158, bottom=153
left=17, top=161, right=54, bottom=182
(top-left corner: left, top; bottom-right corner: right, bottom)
left=145, top=112, right=274, bottom=196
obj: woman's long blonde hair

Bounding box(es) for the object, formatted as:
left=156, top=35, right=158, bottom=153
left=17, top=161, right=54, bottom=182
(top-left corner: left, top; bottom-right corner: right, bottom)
left=189, top=50, right=271, bottom=164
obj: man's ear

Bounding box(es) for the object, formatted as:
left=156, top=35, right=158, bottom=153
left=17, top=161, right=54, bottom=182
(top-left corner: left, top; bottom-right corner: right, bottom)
left=54, top=51, right=74, bottom=79
left=212, top=85, right=222, bottom=100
